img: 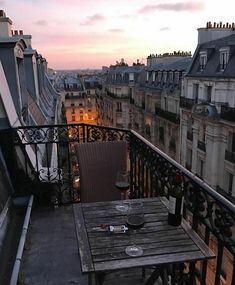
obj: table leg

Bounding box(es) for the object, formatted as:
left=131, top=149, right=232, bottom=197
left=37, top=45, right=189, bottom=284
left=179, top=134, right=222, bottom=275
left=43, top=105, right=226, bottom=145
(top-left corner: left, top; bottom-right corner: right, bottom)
left=144, top=265, right=169, bottom=285
left=95, top=272, right=105, bottom=285
left=189, top=262, right=196, bottom=285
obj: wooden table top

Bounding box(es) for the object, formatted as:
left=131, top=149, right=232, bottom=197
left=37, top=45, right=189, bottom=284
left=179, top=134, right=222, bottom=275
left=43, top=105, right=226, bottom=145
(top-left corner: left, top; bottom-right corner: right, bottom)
left=73, top=197, right=215, bottom=274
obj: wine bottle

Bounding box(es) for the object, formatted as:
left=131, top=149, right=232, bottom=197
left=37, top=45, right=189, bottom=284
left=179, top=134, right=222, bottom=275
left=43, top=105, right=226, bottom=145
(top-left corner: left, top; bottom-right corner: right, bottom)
left=168, top=174, right=184, bottom=226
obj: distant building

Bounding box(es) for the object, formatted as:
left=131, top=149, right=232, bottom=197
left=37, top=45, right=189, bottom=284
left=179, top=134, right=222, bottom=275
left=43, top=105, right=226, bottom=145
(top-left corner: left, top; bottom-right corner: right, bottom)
left=97, top=61, right=145, bottom=128
left=132, top=53, right=191, bottom=162
left=57, top=74, right=98, bottom=125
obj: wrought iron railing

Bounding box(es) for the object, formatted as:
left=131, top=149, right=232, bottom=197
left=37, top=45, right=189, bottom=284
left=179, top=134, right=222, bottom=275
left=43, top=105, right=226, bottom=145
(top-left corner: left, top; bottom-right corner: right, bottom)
left=221, top=106, right=235, bottom=122
left=0, top=123, right=235, bottom=285
left=225, top=150, right=235, bottom=164
left=155, top=107, right=180, bottom=124
left=198, top=140, right=206, bottom=152
left=180, top=97, right=196, bottom=109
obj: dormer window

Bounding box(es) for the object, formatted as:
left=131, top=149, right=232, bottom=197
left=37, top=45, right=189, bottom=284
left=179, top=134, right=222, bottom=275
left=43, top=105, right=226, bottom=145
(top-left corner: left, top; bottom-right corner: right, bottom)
left=169, top=71, right=174, bottom=83
left=219, top=47, right=229, bottom=71
left=146, top=71, right=149, bottom=82
left=152, top=71, right=156, bottom=82
left=129, top=72, right=134, bottom=82
left=199, top=51, right=207, bottom=71
left=163, top=71, right=167, bottom=83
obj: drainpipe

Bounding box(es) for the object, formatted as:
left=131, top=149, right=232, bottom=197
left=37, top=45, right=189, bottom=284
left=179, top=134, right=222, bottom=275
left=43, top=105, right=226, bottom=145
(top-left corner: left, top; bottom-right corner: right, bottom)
left=10, top=195, right=34, bottom=285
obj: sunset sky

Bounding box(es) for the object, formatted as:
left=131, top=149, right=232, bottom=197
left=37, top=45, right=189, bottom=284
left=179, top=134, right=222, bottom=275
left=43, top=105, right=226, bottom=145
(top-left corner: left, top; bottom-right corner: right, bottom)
left=1, top=0, right=234, bottom=69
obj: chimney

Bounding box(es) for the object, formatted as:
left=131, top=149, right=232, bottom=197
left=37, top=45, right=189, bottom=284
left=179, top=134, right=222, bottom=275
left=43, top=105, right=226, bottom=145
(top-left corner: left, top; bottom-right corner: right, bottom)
left=0, top=10, right=13, bottom=37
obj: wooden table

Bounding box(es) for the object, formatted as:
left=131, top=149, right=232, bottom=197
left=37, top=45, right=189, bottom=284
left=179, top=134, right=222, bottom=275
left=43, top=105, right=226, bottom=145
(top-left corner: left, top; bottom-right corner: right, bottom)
left=73, top=197, right=215, bottom=285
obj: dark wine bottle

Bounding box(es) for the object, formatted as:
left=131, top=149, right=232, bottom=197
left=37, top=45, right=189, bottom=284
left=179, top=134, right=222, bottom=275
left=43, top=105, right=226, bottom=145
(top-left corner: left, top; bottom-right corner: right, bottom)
left=168, top=174, right=184, bottom=226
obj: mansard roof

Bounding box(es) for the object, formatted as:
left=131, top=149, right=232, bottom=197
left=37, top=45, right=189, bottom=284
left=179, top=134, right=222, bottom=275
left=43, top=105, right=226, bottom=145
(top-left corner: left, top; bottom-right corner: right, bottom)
left=147, top=57, right=192, bottom=72
left=187, top=34, right=235, bottom=78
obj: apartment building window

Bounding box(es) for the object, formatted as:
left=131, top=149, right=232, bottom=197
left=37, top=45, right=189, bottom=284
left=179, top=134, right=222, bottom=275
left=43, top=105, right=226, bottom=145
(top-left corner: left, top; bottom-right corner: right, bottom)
left=169, top=72, right=173, bottom=83
left=129, top=73, right=134, bottom=82
left=186, top=149, right=192, bottom=170
left=199, top=51, right=207, bottom=71
left=206, top=86, right=212, bottom=102
left=117, top=102, right=122, bottom=112
left=80, top=115, right=83, bottom=121
left=159, top=127, right=164, bottom=144
left=158, top=71, right=162, bottom=82
left=220, top=48, right=229, bottom=71
left=163, top=71, right=167, bottom=84
left=193, top=83, right=199, bottom=102
left=71, top=107, right=75, bottom=114
left=72, top=115, right=75, bottom=121
left=226, top=172, right=234, bottom=196
left=228, top=132, right=235, bottom=152
left=197, top=159, right=204, bottom=179
left=152, top=71, right=156, bottom=82
left=71, top=103, right=75, bottom=107
left=146, top=71, right=149, bottom=82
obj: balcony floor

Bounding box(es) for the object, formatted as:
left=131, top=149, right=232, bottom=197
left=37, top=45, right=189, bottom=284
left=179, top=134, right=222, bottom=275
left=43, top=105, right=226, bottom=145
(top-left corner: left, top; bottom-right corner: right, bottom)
left=20, top=204, right=88, bottom=285
left=19, top=204, right=162, bottom=285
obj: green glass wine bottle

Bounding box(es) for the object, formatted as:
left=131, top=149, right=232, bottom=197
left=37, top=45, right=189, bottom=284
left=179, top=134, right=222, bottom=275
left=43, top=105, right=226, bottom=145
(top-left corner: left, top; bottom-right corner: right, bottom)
left=168, top=174, right=184, bottom=226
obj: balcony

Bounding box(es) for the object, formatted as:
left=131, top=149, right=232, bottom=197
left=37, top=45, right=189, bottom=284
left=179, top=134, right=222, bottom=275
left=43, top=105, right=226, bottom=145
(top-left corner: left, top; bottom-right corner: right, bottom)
left=187, top=131, right=193, bottom=141
left=198, top=140, right=206, bottom=152
left=221, top=106, right=235, bottom=122
left=180, top=97, right=196, bottom=109
left=0, top=124, right=235, bottom=285
left=225, top=150, right=235, bottom=164
left=155, top=107, right=180, bottom=124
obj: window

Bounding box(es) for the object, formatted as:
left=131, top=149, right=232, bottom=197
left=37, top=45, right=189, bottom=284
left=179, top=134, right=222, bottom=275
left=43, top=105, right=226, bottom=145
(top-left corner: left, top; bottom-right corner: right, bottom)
left=186, top=149, right=192, bottom=170
left=228, top=132, right=235, bottom=152
left=206, top=86, right=212, bottom=102
left=152, top=71, right=156, bottom=82
left=199, top=51, right=207, bottom=70
left=71, top=103, right=75, bottom=107
left=80, top=115, right=83, bottom=121
left=226, top=172, right=233, bottom=196
left=220, top=48, right=229, bottom=71
left=163, top=71, right=167, bottom=83
left=193, top=83, right=199, bottom=102
left=71, top=108, right=75, bottom=114
left=117, top=102, right=122, bottom=112
left=72, top=115, right=75, bottom=121
left=197, top=159, right=204, bottom=178
left=129, top=73, right=134, bottom=82
left=159, top=127, right=164, bottom=144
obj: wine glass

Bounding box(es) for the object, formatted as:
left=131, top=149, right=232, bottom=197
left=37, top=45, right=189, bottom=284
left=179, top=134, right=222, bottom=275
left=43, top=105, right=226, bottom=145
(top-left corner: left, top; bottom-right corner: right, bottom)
left=115, top=170, right=130, bottom=212
left=125, top=201, right=144, bottom=257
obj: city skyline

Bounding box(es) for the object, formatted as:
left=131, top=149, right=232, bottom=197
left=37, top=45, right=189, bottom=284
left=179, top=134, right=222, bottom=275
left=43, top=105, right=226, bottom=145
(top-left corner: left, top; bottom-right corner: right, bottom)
left=2, top=0, right=235, bottom=69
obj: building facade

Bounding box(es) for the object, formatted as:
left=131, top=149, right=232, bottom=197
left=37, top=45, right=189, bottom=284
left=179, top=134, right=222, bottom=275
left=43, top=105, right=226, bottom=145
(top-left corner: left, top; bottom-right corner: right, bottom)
left=132, top=53, right=191, bottom=162
left=180, top=22, right=235, bottom=200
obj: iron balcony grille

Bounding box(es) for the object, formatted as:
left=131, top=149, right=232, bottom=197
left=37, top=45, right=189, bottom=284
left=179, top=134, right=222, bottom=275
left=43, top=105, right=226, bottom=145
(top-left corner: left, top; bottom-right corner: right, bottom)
left=0, top=123, right=235, bottom=285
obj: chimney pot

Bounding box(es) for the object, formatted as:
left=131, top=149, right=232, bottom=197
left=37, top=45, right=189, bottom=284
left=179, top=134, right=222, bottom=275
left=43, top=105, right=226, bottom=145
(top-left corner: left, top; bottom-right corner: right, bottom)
left=213, top=22, right=216, bottom=28
left=14, top=30, right=18, bottom=35
left=19, top=30, right=23, bottom=35
left=0, top=10, right=4, bottom=17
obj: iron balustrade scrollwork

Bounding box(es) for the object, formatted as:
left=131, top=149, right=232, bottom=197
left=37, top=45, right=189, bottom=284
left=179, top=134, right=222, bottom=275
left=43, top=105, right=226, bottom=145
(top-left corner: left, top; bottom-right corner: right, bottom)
left=2, top=124, right=235, bottom=284
left=129, top=130, right=235, bottom=285
left=11, top=123, right=130, bottom=205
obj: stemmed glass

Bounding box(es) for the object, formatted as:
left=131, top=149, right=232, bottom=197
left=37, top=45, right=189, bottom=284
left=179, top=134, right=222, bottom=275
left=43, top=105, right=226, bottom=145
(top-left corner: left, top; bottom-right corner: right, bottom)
left=115, top=170, right=130, bottom=212
left=125, top=201, right=144, bottom=257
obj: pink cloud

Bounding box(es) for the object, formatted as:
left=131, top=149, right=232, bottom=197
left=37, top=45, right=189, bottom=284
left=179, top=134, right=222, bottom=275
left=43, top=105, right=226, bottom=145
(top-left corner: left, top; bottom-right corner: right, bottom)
left=139, top=2, right=204, bottom=13
left=34, top=20, right=48, bottom=26
left=108, top=29, right=124, bottom=33
left=160, top=27, right=170, bottom=31
left=80, top=13, right=105, bottom=26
